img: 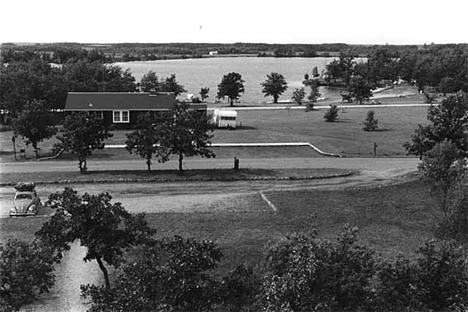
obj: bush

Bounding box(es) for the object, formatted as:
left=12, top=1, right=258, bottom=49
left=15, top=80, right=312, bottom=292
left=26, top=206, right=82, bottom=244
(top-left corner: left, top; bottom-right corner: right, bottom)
left=324, top=104, right=339, bottom=122
left=291, top=88, right=305, bottom=105
left=0, top=239, right=56, bottom=312
left=363, top=110, right=379, bottom=131
left=261, top=225, right=376, bottom=311
left=375, top=240, right=468, bottom=311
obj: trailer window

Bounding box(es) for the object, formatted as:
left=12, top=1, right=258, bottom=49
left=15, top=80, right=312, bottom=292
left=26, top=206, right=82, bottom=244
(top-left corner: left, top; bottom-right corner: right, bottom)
left=221, top=116, right=236, bottom=120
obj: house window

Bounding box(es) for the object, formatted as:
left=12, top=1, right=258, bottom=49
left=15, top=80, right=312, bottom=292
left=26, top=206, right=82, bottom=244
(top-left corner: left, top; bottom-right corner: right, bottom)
left=113, top=110, right=129, bottom=123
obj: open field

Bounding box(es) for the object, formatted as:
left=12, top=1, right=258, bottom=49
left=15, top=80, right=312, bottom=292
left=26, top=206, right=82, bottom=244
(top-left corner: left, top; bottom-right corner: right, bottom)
left=0, top=178, right=436, bottom=273
left=0, top=105, right=429, bottom=162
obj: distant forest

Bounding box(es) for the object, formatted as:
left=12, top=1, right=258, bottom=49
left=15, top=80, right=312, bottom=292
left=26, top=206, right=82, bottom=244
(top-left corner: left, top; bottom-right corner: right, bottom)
left=1, top=41, right=456, bottom=63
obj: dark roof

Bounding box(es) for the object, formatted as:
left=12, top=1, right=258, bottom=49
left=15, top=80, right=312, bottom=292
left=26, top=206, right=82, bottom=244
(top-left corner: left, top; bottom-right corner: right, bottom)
left=64, top=92, right=176, bottom=111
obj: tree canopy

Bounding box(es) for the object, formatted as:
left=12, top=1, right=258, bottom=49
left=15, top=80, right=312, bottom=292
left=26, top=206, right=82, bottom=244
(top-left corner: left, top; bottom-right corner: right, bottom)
left=404, top=92, right=468, bottom=158
left=0, top=239, right=56, bottom=312
left=54, top=113, right=113, bottom=173
left=125, top=113, right=166, bottom=171
left=11, top=99, right=57, bottom=158
left=261, top=72, right=288, bottom=103
left=216, top=72, right=245, bottom=106
left=35, top=187, right=156, bottom=290
left=157, top=102, right=215, bottom=171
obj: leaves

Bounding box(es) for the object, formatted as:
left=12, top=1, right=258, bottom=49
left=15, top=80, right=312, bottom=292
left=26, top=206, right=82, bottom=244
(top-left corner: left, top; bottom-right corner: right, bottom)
left=0, top=239, right=56, bottom=311
left=35, top=187, right=156, bottom=289
left=216, top=72, right=245, bottom=106
left=261, top=72, right=288, bottom=103
left=56, top=113, right=113, bottom=172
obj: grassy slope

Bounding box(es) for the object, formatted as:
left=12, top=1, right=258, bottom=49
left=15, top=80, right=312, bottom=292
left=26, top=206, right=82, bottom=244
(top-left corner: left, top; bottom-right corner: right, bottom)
left=0, top=179, right=436, bottom=272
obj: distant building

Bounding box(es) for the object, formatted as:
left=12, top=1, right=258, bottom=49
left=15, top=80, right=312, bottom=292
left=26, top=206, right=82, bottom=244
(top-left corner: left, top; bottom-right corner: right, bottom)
left=64, top=92, right=206, bottom=129
left=209, top=51, right=218, bottom=56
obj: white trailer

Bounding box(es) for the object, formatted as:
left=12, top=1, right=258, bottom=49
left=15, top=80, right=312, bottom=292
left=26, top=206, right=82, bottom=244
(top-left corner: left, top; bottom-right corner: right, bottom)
left=212, top=109, right=237, bottom=129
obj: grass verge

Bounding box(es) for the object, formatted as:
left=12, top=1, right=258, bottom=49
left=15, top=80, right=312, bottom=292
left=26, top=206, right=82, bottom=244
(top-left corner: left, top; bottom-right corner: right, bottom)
left=0, top=168, right=353, bottom=186
left=0, top=179, right=436, bottom=273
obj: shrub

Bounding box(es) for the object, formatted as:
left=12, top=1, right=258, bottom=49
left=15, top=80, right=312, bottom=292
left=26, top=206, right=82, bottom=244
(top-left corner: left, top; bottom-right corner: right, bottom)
left=363, top=110, right=379, bottom=131
left=375, top=240, right=468, bottom=311
left=324, top=104, right=339, bottom=122
left=0, top=239, right=56, bottom=312
left=261, top=225, right=376, bottom=311
left=291, top=87, right=305, bottom=105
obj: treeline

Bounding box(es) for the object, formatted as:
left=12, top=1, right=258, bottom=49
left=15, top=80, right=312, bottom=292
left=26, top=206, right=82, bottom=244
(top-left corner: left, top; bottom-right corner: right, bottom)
left=322, top=45, right=468, bottom=101
left=4, top=42, right=462, bottom=63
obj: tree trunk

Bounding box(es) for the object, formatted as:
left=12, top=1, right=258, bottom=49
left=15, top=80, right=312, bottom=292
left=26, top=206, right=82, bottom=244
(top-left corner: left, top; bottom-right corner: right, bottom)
left=96, top=256, right=110, bottom=290
left=273, top=95, right=278, bottom=103
left=230, top=98, right=234, bottom=106
left=33, top=142, right=39, bottom=159
left=178, top=152, right=184, bottom=172
left=146, top=158, right=151, bottom=171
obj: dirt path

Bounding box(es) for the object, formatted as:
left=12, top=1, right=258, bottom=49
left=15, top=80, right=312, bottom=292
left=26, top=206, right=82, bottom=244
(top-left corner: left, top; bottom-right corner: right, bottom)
left=0, top=163, right=418, bottom=217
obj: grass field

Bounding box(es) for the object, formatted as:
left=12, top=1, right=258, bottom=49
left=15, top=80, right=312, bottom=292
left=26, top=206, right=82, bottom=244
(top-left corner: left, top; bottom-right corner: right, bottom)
left=0, top=178, right=436, bottom=273
left=0, top=106, right=429, bottom=162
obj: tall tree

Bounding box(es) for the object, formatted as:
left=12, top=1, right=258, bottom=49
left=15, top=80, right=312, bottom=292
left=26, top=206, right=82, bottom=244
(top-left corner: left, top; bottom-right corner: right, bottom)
left=139, top=70, right=159, bottom=92
left=404, top=92, right=468, bottom=158
left=217, top=72, right=245, bottom=106
left=35, top=187, right=156, bottom=290
left=261, top=72, right=288, bottom=103
left=125, top=113, right=167, bottom=171
left=348, top=76, right=373, bottom=104
left=0, top=59, right=67, bottom=117
left=12, top=100, right=57, bottom=159
left=54, top=113, right=113, bottom=173
left=158, top=102, right=215, bottom=171
left=159, top=74, right=186, bottom=96
left=199, top=87, right=210, bottom=101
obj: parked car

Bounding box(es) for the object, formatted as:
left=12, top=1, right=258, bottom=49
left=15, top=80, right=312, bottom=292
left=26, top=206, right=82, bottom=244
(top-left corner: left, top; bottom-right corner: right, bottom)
left=10, top=182, right=41, bottom=217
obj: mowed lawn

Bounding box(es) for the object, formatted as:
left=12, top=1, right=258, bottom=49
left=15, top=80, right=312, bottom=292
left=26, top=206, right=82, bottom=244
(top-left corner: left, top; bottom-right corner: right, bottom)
left=0, top=178, right=437, bottom=273
left=212, top=106, right=429, bottom=156
left=0, top=106, right=429, bottom=161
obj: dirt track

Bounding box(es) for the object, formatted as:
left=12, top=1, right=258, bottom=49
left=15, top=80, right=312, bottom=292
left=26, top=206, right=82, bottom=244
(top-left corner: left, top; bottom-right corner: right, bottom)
left=0, top=160, right=419, bottom=217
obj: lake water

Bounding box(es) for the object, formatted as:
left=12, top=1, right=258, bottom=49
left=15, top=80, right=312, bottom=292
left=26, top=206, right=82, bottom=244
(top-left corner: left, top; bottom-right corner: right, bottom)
left=115, top=57, right=342, bottom=103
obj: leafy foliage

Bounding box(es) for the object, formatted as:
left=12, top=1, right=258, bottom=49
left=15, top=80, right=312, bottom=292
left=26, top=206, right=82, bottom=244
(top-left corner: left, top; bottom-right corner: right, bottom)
left=216, top=72, right=245, bottom=106
left=261, top=225, right=376, bottom=311
left=157, top=102, right=215, bottom=171
left=55, top=113, right=113, bottom=173
left=348, top=75, right=373, bottom=104
left=82, top=236, right=225, bottom=312
left=63, top=60, right=136, bottom=92
left=0, top=239, right=56, bottom=312
left=324, top=104, right=339, bottom=122
left=363, top=110, right=379, bottom=131
left=291, top=87, right=305, bottom=105
left=376, top=240, right=468, bottom=311
left=261, top=72, right=288, bottom=103
left=139, top=70, right=159, bottom=92
left=11, top=99, right=57, bottom=158
left=125, top=113, right=167, bottom=171
left=418, top=141, right=468, bottom=243
left=0, top=59, right=67, bottom=117
left=35, top=187, right=156, bottom=289
left=199, top=87, right=210, bottom=101
left=404, top=92, right=468, bottom=158
left=159, top=74, right=187, bottom=96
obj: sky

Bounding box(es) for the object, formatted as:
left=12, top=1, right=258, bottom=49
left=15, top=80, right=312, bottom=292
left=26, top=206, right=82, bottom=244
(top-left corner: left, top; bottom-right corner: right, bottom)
left=1, top=0, right=467, bottom=45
